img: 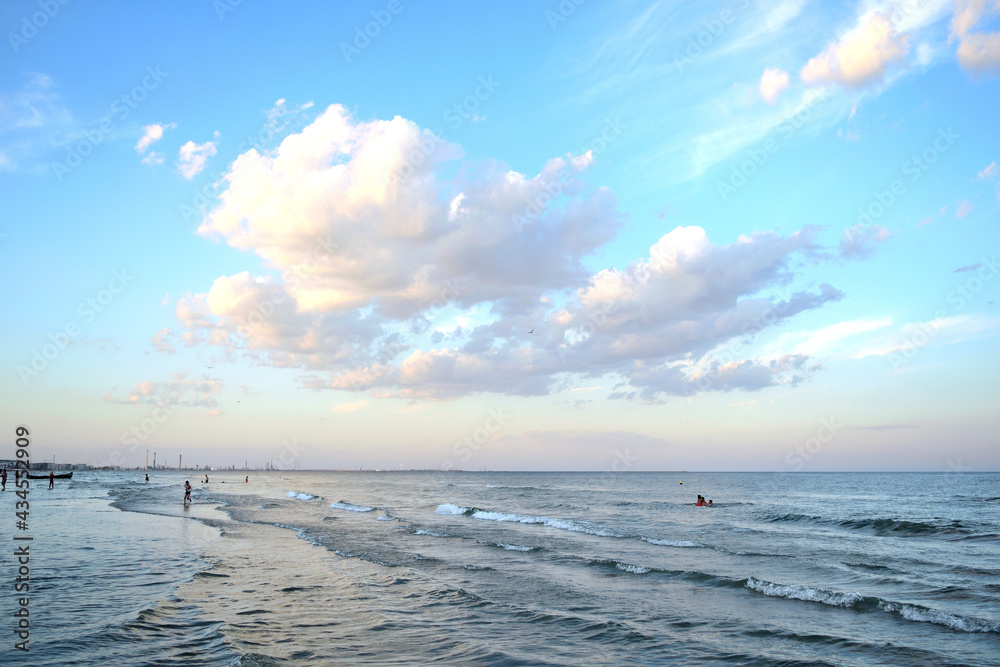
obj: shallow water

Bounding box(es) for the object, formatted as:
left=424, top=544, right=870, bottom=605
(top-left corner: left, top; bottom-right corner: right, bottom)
left=1, top=471, right=997, bottom=665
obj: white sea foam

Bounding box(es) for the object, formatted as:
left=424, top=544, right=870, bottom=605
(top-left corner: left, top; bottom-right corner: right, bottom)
left=879, top=601, right=1000, bottom=633
left=615, top=562, right=650, bottom=574
left=376, top=514, right=395, bottom=521
left=746, top=577, right=863, bottom=607
left=435, top=503, right=469, bottom=515
left=286, top=491, right=318, bottom=501
left=746, top=578, right=998, bottom=633
left=642, top=537, right=699, bottom=547
left=329, top=501, right=374, bottom=512
left=415, top=529, right=449, bottom=538
left=475, top=510, right=621, bottom=537
left=497, top=543, right=534, bottom=552
left=435, top=503, right=621, bottom=537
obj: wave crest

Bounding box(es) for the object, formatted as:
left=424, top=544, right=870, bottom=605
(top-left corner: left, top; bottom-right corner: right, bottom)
left=329, top=501, right=374, bottom=512
left=745, top=577, right=999, bottom=633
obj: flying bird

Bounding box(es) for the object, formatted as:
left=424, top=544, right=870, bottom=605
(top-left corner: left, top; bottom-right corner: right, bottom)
left=528, top=329, right=534, bottom=334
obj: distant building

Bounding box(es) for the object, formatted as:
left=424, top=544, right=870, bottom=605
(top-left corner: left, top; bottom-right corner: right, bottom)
left=0, top=460, right=91, bottom=471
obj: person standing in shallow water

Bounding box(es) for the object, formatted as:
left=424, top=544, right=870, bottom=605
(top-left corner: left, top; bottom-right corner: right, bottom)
left=1, top=467, right=7, bottom=491
left=49, top=471, right=55, bottom=489
left=184, top=480, right=192, bottom=505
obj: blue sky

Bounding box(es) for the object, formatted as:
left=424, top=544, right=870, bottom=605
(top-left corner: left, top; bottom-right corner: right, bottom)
left=2, top=0, right=998, bottom=471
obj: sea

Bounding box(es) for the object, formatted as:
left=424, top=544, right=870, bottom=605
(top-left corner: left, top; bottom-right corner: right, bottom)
left=1, top=471, right=998, bottom=666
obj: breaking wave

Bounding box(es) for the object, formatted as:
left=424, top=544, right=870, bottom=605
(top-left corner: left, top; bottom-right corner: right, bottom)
left=745, top=577, right=1000, bottom=633
left=286, top=491, right=319, bottom=501
left=761, top=511, right=990, bottom=538
left=435, top=503, right=622, bottom=537
left=329, top=501, right=375, bottom=512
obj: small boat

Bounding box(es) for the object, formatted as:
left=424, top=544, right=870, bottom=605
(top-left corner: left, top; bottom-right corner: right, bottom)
left=26, top=472, right=73, bottom=480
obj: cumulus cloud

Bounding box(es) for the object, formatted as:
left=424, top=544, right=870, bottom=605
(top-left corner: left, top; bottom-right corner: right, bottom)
left=196, top=104, right=620, bottom=321
left=177, top=132, right=219, bottom=179
left=135, top=123, right=175, bottom=154
left=171, top=106, right=849, bottom=401
left=951, top=0, right=1000, bottom=74
left=615, top=353, right=820, bottom=402
left=801, top=14, right=910, bottom=88
left=759, top=67, right=790, bottom=104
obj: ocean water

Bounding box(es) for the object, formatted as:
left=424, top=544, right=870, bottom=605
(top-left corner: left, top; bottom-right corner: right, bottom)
left=1, top=471, right=998, bottom=666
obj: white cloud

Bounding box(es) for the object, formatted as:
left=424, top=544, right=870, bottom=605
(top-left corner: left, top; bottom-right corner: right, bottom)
left=141, top=151, right=164, bottom=166
left=768, top=317, right=894, bottom=359
left=135, top=123, right=175, bottom=154
left=951, top=0, right=1000, bottom=74
left=802, top=14, right=910, bottom=88
left=840, top=223, right=891, bottom=258
left=769, top=314, right=1000, bottom=365
left=177, top=132, right=219, bottom=179
left=0, top=72, right=75, bottom=172
left=852, top=315, right=999, bottom=360
left=956, top=200, right=975, bottom=218
left=151, top=327, right=176, bottom=353
left=977, top=161, right=998, bottom=180
left=197, top=104, right=617, bottom=319
left=759, top=67, right=790, bottom=104
left=105, top=372, right=222, bottom=407
left=174, top=106, right=848, bottom=401
left=917, top=205, right=948, bottom=227
left=865, top=0, right=953, bottom=34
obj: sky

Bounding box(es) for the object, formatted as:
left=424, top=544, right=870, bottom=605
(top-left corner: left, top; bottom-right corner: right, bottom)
left=2, top=0, right=998, bottom=472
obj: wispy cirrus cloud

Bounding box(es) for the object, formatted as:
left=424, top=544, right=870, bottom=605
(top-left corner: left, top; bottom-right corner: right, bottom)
left=769, top=314, right=1000, bottom=364
left=955, top=199, right=975, bottom=218
left=0, top=72, right=75, bottom=172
